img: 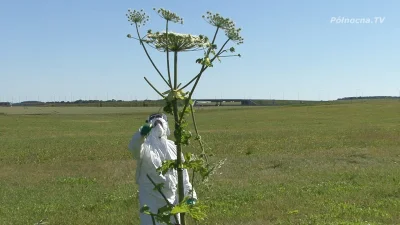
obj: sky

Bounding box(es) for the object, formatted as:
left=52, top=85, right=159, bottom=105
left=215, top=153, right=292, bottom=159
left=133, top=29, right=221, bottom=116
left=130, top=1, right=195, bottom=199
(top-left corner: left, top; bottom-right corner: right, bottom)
left=1, top=0, right=399, bottom=102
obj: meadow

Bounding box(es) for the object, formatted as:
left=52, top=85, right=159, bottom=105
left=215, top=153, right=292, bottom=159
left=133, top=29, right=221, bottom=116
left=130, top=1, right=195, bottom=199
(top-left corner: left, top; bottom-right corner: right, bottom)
left=0, top=100, right=399, bottom=224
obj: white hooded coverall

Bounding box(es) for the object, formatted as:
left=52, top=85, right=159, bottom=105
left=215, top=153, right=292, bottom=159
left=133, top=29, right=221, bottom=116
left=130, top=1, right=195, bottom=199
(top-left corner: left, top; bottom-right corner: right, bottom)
left=128, top=118, right=196, bottom=225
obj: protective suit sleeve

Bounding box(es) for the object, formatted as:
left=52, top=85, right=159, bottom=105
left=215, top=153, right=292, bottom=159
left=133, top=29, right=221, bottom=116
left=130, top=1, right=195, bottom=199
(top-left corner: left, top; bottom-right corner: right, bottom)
left=183, top=168, right=197, bottom=199
left=128, top=130, right=145, bottom=160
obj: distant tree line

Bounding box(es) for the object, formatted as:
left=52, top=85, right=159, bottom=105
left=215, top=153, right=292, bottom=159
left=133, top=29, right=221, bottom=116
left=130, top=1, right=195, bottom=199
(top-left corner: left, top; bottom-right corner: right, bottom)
left=2, top=96, right=398, bottom=108
left=338, top=96, right=400, bottom=100
left=9, top=99, right=168, bottom=107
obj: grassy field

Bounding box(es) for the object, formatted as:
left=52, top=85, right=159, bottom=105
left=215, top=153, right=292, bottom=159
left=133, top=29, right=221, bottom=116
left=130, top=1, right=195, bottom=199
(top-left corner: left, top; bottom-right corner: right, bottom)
left=1, top=101, right=399, bottom=224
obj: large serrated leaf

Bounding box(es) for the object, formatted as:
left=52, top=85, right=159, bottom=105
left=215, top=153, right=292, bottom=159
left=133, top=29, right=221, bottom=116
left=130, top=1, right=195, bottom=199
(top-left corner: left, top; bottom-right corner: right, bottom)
left=171, top=204, right=190, bottom=214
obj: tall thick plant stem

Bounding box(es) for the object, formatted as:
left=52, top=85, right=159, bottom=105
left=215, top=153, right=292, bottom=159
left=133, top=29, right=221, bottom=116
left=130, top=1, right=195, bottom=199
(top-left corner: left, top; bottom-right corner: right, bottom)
left=135, top=23, right=171, bottom=88
left=166, top=21, right=172, bottom=87
left=171, top=50, right=186, bottom=225
left=172, top=101, right=185, bottom=225
left=174, top=51, right=178, bottom=89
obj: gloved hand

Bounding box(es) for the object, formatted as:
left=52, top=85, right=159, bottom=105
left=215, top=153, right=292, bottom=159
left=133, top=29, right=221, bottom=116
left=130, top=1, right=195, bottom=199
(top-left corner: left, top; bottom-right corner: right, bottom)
left=186, top=198, right=197, bottom=206
left=140, top=124, right=152, bottom=136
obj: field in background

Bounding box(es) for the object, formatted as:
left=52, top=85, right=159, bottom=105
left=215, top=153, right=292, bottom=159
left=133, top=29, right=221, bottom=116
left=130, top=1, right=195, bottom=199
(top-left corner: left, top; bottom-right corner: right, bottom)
left=1, top=100, right=399, bottom=224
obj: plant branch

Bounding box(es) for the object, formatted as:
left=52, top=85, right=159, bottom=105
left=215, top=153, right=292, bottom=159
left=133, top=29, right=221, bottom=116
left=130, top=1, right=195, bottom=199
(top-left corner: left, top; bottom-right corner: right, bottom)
left=128, top=36, right=141, bottom=41
left=172, top=49, right=186, bottom=225
left=210, top=27, right=220, bottom=48
left=135, top=23, right=171, bottom=88
left=218, top=54, right=241, bottom=58
left=189, top=104, right=208, bottom=162
left=144, top=77, right=164, bottom=98
left=146, top=174, right=180, bottom=224
left=210, top=39, right=231, bottom=61
left=172, top=100, right=185, bottom=225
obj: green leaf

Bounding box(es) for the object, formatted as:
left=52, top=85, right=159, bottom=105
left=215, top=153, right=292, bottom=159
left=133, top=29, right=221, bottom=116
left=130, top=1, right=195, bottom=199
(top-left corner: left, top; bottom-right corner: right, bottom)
left=187, top=203, right=208, bottom=221
left=210, top=49, right=216, bottom=56
left=153, top=182, right=165, bottom=191
left=166, top=89, right=187, bottom=101
left=156, top=160, right=176, bottom=175
left=180, top=129, right=192, bottom=146
left=163, top=100, right=173, bottom=115
left=175, top=90, right=186, bottom=100
left=172, top=198, right=208, bottom=221
left=140, top=205, right=152, bottom=215
left=157, top=204, right=173, bottom=216
left=155, top=213, right=174, bottom=225
left=203, top=57, right=212, bottom=67
left=171, top=204, right=190, bottom=214
left=184, top=152, right=192, bottom=162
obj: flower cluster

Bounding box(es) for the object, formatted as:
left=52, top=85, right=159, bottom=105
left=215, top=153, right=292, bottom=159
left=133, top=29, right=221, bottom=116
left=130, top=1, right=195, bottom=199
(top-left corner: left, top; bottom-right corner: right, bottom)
left=126, top=9, right=149, bottom=27
left=154, top=8, right=183, bottom=24
left=202, top=11, right=244, bottom=45
left=225, top=28, right=244, bottom=45
left=144, top=31, right=209, bottom=52
left=202, top=11, right=234, bottom=30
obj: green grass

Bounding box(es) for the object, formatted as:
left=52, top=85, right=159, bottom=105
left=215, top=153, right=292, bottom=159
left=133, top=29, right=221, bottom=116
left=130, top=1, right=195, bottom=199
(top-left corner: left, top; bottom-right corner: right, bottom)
left=1, top=101, right=399, bottom=224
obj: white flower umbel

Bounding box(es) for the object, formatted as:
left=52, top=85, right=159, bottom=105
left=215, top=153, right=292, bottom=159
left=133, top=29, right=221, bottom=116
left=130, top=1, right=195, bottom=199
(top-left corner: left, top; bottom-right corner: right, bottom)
left=144, top=31, right=210, bottom=52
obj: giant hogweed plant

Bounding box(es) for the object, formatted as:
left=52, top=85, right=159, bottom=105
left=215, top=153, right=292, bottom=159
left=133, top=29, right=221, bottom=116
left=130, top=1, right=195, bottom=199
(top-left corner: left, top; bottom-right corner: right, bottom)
left=126, top=8, right=243, bottom=225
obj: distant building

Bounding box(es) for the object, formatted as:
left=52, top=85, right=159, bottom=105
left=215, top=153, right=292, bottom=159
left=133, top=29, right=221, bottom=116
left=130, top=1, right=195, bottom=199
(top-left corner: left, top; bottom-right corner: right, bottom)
left=0, top=102, right=11, bottom=107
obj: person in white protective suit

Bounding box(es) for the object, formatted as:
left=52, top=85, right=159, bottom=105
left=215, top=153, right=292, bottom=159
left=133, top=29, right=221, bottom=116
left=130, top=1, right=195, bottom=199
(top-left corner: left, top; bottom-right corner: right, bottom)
left=128, top=113, right=197, bottom=225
